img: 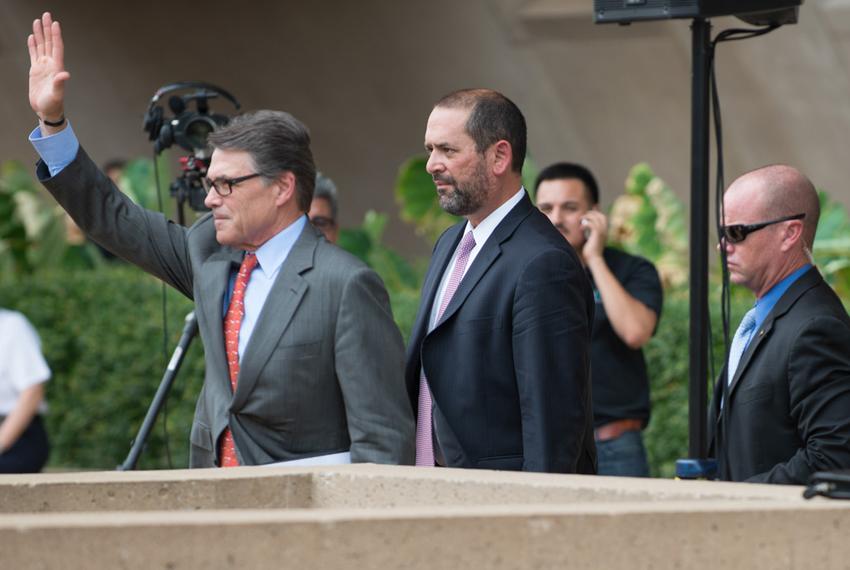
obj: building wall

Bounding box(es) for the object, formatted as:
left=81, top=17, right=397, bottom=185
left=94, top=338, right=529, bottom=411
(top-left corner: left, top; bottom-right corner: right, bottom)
left=2, top=0, right=849, bottom=256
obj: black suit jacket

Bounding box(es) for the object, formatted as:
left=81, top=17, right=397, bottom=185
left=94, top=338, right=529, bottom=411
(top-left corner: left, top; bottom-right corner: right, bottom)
left=405, top=193, right=596, bottom=473
left=709, top=267, right=850, bottom=484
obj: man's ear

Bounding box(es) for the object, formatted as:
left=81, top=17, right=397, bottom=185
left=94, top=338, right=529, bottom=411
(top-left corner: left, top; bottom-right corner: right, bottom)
left=780, top=220, right=805, bottom=252
left=490, top=140, right=513, bottom=176
left=273, top=171, right=297, bottom=207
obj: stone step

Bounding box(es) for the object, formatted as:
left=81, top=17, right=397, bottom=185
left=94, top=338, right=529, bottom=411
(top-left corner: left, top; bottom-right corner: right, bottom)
left=0, top=465, right=845, bottom=569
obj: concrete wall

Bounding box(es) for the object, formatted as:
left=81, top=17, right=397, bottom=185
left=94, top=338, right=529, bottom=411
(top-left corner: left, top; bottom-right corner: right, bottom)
left=0, top=465, right=847, bottom=569
left=3, top=1, right=849, bottom=257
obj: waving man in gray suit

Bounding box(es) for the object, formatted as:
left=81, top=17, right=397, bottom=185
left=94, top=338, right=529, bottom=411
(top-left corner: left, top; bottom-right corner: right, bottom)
left=26, top=12, right=414, bottom=467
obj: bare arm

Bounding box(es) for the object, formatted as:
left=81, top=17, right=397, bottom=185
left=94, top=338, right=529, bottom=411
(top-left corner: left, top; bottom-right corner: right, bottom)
left=28, top=11, right=70, bottom=135
left=0, top=384, right=44, bottom=453
left=582, top=210, right=658, bottom=349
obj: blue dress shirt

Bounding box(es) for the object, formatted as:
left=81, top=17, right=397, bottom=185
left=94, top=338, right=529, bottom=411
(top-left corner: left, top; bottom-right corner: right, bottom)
left=742, top=264, right=812, bottom=352
left=29, top=123, right=79, bottom=176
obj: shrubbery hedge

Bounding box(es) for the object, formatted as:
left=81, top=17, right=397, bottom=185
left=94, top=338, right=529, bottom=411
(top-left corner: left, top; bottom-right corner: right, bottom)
left=1, top=266, right=204, bottom=469
left=3, top=266, right=750, bottom=475
left=644, top=292, right=750, bottom=477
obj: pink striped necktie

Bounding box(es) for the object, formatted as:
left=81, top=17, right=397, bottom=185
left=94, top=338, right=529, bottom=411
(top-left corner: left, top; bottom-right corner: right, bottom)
left=219, top=252, right=259, bottom=467
left=415, top=230, right=476, bottom=467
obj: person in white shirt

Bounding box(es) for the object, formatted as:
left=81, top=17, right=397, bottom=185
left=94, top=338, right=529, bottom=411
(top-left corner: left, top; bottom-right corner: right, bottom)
left=0, top=309, right=51, bottom=473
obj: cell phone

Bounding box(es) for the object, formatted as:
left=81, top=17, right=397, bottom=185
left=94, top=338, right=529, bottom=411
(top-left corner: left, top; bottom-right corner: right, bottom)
left=581, top=218, right=591, bottom=239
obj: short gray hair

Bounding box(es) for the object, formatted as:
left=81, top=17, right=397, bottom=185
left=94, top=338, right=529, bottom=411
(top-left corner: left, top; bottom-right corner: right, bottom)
left=208, top=110, right=316, bottom=212
left=313, top=172, right=339, bottom=220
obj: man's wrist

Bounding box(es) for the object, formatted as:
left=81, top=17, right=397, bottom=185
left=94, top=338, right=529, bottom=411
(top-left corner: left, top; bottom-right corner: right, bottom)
left=585, top=252, right=606, bottom=270
left=40, top=114, right=66, bottom=127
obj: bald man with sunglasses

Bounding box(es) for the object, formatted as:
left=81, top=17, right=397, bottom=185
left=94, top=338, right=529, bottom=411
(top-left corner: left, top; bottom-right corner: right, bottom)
left=709, top=165, right=850, bottom=484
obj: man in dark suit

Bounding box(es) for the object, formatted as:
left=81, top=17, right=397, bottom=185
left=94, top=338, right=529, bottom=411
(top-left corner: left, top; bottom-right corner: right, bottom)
left=26, top=12, right=414, bottom=467
left=710, top=164, right=850, bottom=484
left=406, top=88, right=596, bottom=473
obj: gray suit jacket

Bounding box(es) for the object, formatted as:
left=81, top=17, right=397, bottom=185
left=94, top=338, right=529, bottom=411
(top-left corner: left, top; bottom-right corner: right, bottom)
left=38, top=148, right=415, bottom=467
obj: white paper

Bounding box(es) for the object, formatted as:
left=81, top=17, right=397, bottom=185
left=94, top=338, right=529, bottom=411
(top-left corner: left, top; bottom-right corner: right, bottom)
left=262, top=451, right=351, bottom=467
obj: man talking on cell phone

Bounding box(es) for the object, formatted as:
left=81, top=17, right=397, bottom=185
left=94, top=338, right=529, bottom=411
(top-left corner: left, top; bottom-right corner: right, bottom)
left=535, top=162, right=663, bottom=477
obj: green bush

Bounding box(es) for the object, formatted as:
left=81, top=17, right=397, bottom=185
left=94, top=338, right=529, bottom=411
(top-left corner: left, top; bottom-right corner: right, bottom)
left=644, top=291, right=752, bottom=477
left=0, top=266, right=204, bottom=469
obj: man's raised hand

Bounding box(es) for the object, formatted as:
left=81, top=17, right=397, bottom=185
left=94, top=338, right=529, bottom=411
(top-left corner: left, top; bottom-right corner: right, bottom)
left=28, top=12, right=70, bottom=126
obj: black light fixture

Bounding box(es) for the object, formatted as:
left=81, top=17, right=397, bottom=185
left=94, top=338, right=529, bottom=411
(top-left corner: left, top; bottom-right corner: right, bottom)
left=594, top=0, right=803, bottom=25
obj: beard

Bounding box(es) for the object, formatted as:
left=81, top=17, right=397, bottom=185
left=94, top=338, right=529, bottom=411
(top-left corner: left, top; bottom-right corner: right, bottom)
left=435, top=161, right=490, bottom=217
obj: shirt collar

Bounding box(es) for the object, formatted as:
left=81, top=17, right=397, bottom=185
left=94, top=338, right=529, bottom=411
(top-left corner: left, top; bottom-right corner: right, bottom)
left=252, top=215, right=308, bottom=277
left=464, top=187, right=526, bottom=247
left=753, top=264, right=812, bottom=327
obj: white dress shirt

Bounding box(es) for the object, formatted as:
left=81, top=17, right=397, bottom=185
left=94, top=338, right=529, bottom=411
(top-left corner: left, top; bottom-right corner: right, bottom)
left=428, top=187, right=526, bottom=331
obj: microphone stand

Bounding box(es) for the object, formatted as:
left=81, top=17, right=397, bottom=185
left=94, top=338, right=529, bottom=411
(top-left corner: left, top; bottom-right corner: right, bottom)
left=118, top=311, right=198, bottom=471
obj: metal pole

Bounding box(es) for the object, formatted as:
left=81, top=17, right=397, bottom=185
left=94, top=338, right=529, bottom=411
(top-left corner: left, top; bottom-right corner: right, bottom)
left=688, top=17, right=712, bottom=460
left=118, top=311, right=198, bottom=471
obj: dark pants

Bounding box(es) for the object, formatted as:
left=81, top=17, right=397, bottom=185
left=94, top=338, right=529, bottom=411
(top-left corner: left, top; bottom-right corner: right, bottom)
left=0, top=415, right=49, bottom=473
left=596, top=430, right=650, bottom=477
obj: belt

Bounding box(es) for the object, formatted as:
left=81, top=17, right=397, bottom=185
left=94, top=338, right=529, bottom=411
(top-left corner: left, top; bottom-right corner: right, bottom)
left=594, top=418, right=643, bottom=442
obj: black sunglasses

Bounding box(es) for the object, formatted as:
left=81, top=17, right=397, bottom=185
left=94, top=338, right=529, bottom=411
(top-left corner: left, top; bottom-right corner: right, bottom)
left=721, top=213, right=805, bottom=244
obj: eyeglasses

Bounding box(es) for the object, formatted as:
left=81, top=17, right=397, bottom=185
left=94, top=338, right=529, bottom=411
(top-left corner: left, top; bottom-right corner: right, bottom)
left=310, top=216, right=336, bottom=229
left=720, top=213, right=805, bottom=244
left=201, top=173, right=262, bottom=197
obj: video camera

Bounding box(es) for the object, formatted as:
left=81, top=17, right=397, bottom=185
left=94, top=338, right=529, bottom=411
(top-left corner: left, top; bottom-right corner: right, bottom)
left=143, top=81, right=240, bottom=219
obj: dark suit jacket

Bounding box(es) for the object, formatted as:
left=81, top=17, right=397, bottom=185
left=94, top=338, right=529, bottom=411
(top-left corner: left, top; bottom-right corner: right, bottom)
left=405, top=193, right=596, bottom=473
left=709, top=267, right=850, bottom=484
left=38, top=148, right=415, bottom=467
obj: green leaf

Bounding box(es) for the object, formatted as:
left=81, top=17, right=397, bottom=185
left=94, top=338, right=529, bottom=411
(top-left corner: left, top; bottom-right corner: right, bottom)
left=394, top=155, right=459, bottom=243
left=337, top=229, right=372, bottom=263
left=521, top=155, right=539, bottom=201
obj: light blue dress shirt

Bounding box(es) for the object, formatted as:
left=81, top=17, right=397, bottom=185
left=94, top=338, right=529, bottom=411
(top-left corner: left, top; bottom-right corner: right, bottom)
left=226, top=216, right=307, bottom=360
left=29, top=122, right=307, bottom=361
left=742, top=264, right=812, bottom=352
left=28, top=123, right=80, bottom=176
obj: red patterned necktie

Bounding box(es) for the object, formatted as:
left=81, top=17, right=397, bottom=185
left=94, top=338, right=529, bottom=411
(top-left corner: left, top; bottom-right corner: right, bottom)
left=219, top=252, right=259, bottom=467
left=415, top=230, right=476, bottom=466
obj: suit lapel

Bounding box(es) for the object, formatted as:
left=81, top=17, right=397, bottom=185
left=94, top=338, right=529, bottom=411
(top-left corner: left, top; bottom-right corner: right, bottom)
left=198, top=248, right=244, bottom=391
left=726, top=266, right=822, bottom=401
left=232, top=224, right=316, bottom=408
left=435, top=194, right=533, bottom=328
left=410, top=224, right=464, bottom=339
left=435, top=243, right=500, bottom=327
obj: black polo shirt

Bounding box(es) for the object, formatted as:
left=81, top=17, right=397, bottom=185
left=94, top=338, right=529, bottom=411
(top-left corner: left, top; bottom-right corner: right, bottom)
left=589, top=247, right=663, bottom=428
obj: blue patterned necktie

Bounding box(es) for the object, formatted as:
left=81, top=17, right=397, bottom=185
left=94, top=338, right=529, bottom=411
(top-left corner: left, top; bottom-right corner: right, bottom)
left=727, top=308, right=757, bottom=386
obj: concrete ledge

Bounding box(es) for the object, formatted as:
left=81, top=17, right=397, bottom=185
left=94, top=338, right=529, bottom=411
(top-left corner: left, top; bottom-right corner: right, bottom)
left=0, top=464, right=803, bottom=512
left=0, top=465, right=844, bottom=569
